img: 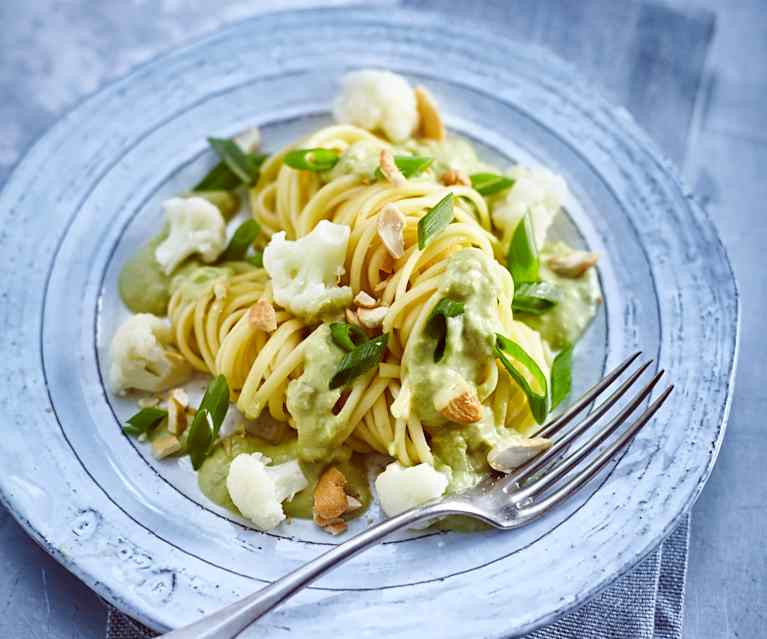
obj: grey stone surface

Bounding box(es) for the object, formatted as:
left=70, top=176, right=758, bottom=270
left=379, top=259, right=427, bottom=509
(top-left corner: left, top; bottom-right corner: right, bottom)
left=0, top=1, right=762, bottom=637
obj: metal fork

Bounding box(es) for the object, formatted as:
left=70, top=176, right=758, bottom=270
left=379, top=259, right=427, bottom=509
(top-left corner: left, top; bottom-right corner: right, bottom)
left=162, top=352, right=672, bottom=639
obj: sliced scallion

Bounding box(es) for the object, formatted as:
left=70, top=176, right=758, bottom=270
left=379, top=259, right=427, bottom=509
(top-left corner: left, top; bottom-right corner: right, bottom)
left=245, top=251, right=263, bottom=268
left=329, top=334, right=388, bottom=389
left=512, top=281, right=561, bottom=315
left=330, top=322, right=369, bottom=352
left=221, top=219, right=261, bottom=262
left=206, top=138, right=263, bottom=186
left=187, top=375, right=230, bottom=469
left=284, top=148, right=340, bottom=172
left=417, top=193, right=454, bottom=250
left=123, top=407, right=167, bottom=437
left=507, top=212, right=539, bottom=286
left=426, top=298, right=465, bottom=362
left=470, top=173, right=515, bottom=196
left=550, top=345, right=573, bottom=410
left=495, top=333, right=549, bottom=424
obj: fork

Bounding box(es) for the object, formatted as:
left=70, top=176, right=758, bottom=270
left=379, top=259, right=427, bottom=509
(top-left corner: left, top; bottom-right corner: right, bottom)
left=161, top=352, right=672, bottom=639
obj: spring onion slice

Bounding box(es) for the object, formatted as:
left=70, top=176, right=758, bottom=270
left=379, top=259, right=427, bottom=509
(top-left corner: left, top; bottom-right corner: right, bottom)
left=426, top=298, right=465, bottom=362
left=418, top=193, right=454, bottom=250
left=330, top=322, right=369, bottom=352
left=193, top=149, right=266, bottom=192
left=188, top=375, right=230, bottom=469
left=507, top=212, right=539, bottom=286
left=550, top=345, right=573, bottom=410
left=245, top=251, right=263, bottom=268
left=495, top=333, right=549, bottom=424
left=221, top=219, right=261, bottom=261
left=375, top=154, right=433, bottom=180
left=470, top=173, right=515, bottom=196
left=284, top=148, right=340, bottom=172
left=123, top=407, right=167, bottom=437
left=330, top=334, right=388, bottom=389
left=206, top=138, right=263, bottom=186
left=512, top=282, right=561, bottom=315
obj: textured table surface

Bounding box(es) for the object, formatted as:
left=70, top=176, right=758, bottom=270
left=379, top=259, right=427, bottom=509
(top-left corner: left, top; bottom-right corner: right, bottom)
left=0, top=1, right=763, bottom=638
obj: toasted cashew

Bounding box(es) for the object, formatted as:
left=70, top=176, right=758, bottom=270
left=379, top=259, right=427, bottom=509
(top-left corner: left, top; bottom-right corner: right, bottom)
left=314, top=467, right=349, bottom=521
left=377, top=203, right=406, bottom=259
left=346, top=308, right=362, bottom=327
left=152, top=433, right=182, bottom=460
left=415, top=86, right=445, bottom=141
left=547, top=251, right=598, bottom=278
left=379, top=149, right=406, bottom=187
left=357, top=306, right=389, bottom=329
left=439, top=390, right=483, bottom=424
left=166, top=390, right=188, bottom=435
left=354, top=291, right=377, bottom=308
left=441, top=168, right=470, bottom=187
left=249, top=299, right=277, bottom=332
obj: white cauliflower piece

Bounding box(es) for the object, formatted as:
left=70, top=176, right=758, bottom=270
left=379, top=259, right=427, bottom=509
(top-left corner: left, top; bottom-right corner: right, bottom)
left=375, top=462, right=448, bottom=517
left=154, top=196, right=227, bottom=275
left=333, top=70, right=419, bottom=143
left=263, top=220, right=353, bottom=319
left=110, top=313, right=192, bottom=394
left=226, top=453, right=308, bottom=531
left=491, top=166, right=569, bottom=249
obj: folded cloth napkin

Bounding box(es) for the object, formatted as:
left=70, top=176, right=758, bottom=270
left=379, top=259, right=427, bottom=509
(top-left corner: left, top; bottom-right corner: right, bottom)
left=106, top=0, right=714, bottom=637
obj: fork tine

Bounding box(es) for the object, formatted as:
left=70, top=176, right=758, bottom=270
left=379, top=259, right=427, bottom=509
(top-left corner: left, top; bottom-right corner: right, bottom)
left=503, top=359, right=654, bottom=488
left=517, top=385, right=673, bottom=520
left=531, top=351, right=642, bottom=440
left=510, top=370, right=666, bottom=504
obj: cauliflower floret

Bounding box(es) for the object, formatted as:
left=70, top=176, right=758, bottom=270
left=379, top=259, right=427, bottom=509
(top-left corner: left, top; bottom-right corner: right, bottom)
left=333, top=70, right=419, bottom=143
left=375, top=462, right=448, bottom=517
left=154, top=196, right=227, bottom=275
left=491, top=166, right=569, bottom=249
left=263, top=220, right=353, bottom=319
left=226, top=453, right=308, bottom=531
left=110, top=313, right=192, bottom=394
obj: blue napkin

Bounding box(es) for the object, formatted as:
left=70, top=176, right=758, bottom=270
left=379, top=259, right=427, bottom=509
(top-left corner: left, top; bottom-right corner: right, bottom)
left=106, top=1, right=715, bottom=637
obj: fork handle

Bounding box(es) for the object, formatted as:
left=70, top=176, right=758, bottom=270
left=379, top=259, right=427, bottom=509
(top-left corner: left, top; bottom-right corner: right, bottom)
left=159, top=500, right=458, bottom=638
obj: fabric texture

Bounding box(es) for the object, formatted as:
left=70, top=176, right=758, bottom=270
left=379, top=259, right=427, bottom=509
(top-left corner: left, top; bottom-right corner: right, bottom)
left=106, top=0, right=713, bottom=637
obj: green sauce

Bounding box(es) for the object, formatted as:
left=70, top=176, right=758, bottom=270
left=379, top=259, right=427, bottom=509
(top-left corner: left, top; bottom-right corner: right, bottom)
left=404, top=249, right=501, bottom=427
left=286, top=325, right=353, bottom=462
left=518, top=242, right=601, bottom=349
left=118, top=231, right=172, bottom=315
left=197, top=431, right=370, bottom=520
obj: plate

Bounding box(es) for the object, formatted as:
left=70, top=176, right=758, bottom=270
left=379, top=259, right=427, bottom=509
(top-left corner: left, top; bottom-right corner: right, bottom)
left=0, top=7, right=739, bottom=637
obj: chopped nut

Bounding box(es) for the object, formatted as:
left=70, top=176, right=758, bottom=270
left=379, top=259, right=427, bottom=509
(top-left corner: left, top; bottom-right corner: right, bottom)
left=379, top=149, right=406, bottom=187
left=441, top=168, right=470, bottom=187
left=357, top=306, right=389, bottom=328
left=137, top=396, right=160, bottom=408
left=377, top=203, right=406, bottom=259
left=169, top=388, right=189, bottom=408
left=547, top=251, right=598, bottom=278
left=313, top=512, right=347, bottom=535
left=438, top=390, right=483, bottom=424
left=152, top=433, right=182, bottom=460
left=249, top=299, right=277, bottom=332
left=374, top=277, right=391, bottom=293
left=166, top=390, right=187, bottom=435
left=415, top=86, right=445, bottom=141
left=487, top=437, right=551, bottom=472
left=314, top=467, right=349, bottom=520
left=354, top=291, right=377, bottom=308
left=346, top=495, right=363, bottom=512
left=346, top=308, right=362, bottom=327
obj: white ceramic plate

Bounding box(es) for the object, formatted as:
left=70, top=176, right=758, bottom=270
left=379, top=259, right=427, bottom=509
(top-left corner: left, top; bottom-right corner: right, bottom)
left=0, top=7, right=738, bottom=637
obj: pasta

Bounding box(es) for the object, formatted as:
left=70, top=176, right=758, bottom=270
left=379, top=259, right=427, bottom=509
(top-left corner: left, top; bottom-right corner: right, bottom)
left=111, top=69, right=602, bottom=533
